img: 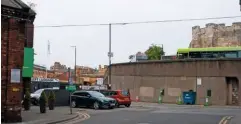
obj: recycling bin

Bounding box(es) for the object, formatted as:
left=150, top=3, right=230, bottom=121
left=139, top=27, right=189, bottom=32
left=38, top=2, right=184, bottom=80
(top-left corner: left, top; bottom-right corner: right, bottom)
left=182, top=91, right=196, bottom=105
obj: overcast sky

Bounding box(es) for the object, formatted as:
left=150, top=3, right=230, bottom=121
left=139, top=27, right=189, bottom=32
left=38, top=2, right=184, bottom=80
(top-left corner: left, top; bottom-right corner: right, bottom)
left=23, top=0, right=240, bottom=69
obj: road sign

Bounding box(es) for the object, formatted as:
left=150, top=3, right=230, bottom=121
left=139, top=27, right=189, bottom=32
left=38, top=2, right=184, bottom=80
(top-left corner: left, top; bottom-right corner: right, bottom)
left=96, top=78, right=103, bottom=85
left=66, top=85, right=76, bottom=92
left=68, top=77, right=73, bottom=84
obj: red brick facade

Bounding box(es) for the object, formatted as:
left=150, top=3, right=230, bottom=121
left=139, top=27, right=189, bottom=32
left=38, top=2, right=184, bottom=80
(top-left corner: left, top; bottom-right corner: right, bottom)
left=1, top=18, right=35, bottom=122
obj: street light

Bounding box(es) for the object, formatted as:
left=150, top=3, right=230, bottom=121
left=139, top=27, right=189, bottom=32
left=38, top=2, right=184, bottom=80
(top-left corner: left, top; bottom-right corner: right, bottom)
left=108, top=23, right=127, bottom=89
left=70, top=46, right=77, bottom=84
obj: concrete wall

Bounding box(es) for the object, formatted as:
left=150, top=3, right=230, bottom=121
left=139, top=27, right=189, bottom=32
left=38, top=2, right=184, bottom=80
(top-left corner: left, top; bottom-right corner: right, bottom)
left=108, top=59, right=241, bottom=105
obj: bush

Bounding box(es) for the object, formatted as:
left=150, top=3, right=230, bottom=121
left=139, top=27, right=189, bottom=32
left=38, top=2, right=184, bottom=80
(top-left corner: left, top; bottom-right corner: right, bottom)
left=39, top=91, right=47, bottom=113
left=48, top=91, right=56, bottom=110
left=23, top=89, right=31, bottom=110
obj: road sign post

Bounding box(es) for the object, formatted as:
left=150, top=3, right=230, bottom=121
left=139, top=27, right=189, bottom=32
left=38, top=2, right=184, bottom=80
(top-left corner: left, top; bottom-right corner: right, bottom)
left=67, top=68, right=75, bottom=114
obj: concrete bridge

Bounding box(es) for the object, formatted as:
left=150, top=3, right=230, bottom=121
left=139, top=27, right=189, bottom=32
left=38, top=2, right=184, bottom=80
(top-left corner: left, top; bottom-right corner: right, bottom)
left=105, top=58, right=241, bottom=106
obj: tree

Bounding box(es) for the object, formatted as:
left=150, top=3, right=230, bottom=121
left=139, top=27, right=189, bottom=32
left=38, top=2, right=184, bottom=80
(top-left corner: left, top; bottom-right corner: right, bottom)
left=145, top=44, right=165, bottom=60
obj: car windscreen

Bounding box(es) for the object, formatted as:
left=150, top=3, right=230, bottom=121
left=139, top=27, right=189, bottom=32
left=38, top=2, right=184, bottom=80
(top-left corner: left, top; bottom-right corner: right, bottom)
left=89, top=91, right=105, bottom=97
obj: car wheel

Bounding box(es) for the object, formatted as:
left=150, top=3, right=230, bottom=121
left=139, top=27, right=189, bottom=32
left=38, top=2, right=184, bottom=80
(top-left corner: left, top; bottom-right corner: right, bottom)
left=71, top=101, right=77, bottom=108
left=93, top=102, right=99, bottom=110
left=125, top=104, right=130, bottom=107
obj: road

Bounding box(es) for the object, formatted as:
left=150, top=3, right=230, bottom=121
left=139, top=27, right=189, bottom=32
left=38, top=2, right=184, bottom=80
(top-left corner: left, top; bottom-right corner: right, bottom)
left=67, top=103, right=240, bottom=124
left=72, top=104, right=241, bottom=124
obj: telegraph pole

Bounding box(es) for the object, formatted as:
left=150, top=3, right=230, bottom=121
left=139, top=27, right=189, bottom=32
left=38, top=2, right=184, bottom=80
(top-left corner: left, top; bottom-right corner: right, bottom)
left=108, top=24, right=112, bottom=88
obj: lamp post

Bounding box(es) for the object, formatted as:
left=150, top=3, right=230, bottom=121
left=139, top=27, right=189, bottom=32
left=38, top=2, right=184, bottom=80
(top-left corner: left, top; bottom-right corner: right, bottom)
left=70, top=46, right=77, bottom=83
left=108, top=24, right=112, bottom=87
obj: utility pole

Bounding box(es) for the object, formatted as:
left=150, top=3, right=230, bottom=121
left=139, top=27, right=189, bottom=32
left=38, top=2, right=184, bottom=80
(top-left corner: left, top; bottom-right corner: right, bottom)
left=108, top=24, right=112, bottom=89
left=46, top=40, right=51, bottom=78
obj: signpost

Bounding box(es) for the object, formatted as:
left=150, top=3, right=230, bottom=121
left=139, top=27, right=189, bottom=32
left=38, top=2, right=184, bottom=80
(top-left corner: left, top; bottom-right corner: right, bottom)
left=66, top=68, right=77, bottom=114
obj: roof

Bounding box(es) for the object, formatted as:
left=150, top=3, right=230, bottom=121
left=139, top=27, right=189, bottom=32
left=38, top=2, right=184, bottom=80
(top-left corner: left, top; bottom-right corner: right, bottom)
left=1, top=0, right=36, bottom=14
left=177, top=47, right=241, bottom=53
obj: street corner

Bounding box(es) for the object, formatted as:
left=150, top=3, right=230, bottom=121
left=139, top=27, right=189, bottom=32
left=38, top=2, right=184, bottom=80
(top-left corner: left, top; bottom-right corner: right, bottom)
left=218, top=116, right=233, bottom=124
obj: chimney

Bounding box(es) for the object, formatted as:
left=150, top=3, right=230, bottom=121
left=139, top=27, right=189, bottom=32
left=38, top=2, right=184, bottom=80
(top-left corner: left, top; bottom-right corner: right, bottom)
left=99, top=65, right=101, bottom=70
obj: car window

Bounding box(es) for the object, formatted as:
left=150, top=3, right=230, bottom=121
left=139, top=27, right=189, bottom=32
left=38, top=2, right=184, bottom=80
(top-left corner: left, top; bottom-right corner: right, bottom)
left=121, top=90, right=129, bottom=96
left=73, top=92, right=89, bottom=97
left=109, top=91, right=118, bottom=96
left=101, top=91, right=110, bottom=96
left=89, top=91, right=105, bottom=97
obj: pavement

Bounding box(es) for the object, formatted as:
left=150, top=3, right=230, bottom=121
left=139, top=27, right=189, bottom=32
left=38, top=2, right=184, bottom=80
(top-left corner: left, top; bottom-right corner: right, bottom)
left=3, top=106, right=88, bottom=124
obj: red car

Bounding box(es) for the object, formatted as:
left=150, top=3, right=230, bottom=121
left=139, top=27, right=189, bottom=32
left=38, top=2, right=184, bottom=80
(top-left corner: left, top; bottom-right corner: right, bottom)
left=95, top=89, right=131, bottom=107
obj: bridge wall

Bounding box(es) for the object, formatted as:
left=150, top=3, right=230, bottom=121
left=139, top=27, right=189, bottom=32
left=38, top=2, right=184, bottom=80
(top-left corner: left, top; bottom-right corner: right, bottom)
left=108, top=59, right=241, bottom=106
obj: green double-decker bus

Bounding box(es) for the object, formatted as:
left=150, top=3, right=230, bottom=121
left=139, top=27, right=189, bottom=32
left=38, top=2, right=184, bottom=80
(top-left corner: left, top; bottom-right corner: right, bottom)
left=177, top=47, right=241, bottom=59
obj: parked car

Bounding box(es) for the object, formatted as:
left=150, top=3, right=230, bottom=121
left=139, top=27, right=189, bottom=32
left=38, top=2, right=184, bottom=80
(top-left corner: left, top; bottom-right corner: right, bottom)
left=70, top=90, right=116, bottom=109
left=94, top=89, right=131, bottom=107
left=30, top=88, right=57, bottom=105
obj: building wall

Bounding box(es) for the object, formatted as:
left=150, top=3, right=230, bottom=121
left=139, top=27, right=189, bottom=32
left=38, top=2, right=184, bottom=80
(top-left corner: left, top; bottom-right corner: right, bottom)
left=108, top=59, right=241, bottom=105
left=190, top=22, right=241, bottom=48
left=50, top=62, right=67, bottom=72
left=1, top=18, right=26, bottom=105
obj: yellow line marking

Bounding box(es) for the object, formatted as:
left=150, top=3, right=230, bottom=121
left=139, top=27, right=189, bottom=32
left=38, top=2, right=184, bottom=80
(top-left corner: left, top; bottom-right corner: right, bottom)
left=223, top=119, right=228, bottom=124
left=62, top=112, right=91, bottom=124
left=219, top=116, right=228, bottom=124
left=226, top=116, right=233, bottom=120
left=77, top=112, right=91, bottom=122
left=219, top=116, right=233, bottom=124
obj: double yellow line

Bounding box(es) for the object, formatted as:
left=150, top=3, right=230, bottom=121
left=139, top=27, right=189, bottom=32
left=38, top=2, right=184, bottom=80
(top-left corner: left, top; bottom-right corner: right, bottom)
left=219, top=116, right=233, bottom=124
left=78, top=112, right=91, bottom=122
left=63, top=112, right=91, bottom=124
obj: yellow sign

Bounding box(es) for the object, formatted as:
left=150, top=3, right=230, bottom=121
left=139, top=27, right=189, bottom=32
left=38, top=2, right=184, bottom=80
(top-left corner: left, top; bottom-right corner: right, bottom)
left=12, top=87, right=20, bottom=92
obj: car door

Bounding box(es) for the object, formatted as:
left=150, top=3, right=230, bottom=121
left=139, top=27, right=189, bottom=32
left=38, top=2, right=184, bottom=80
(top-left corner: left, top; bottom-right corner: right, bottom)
left=82, top=92, right=94, bottom=106
left=72, top=92, right=86, bottom=106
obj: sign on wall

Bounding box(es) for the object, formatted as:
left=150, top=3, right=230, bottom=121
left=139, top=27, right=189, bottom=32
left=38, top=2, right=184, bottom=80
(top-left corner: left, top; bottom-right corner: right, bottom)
left=197, top=78, right=202, bottom=85
left=96, top=78, right=103, bottom=85
left=11, top=69, right=21, bottom=83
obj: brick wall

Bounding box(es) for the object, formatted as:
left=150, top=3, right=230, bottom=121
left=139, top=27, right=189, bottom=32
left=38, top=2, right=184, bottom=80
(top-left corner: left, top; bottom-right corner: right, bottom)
left=1, top=18, right=34, bottom=112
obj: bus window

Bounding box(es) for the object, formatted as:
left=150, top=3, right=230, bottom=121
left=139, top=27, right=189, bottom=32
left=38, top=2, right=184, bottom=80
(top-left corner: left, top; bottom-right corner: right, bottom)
left=224, top=52, right=238, bottom=58
left=189, top=52, right=202, bottom=58
left=177, top=53, right=188, bottom=59
left=238, top=51, right=241, bottom=58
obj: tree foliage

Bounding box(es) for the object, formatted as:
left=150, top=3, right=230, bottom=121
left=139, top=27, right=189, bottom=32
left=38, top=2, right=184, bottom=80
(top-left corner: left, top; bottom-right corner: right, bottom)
left=145, top=44, right=165, bottom=60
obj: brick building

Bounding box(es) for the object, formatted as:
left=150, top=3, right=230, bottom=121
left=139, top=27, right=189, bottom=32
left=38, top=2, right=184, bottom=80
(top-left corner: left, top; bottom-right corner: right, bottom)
left=33, top=64, right=55, bottom=78
left=1, top=0, right=36, bottom=122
